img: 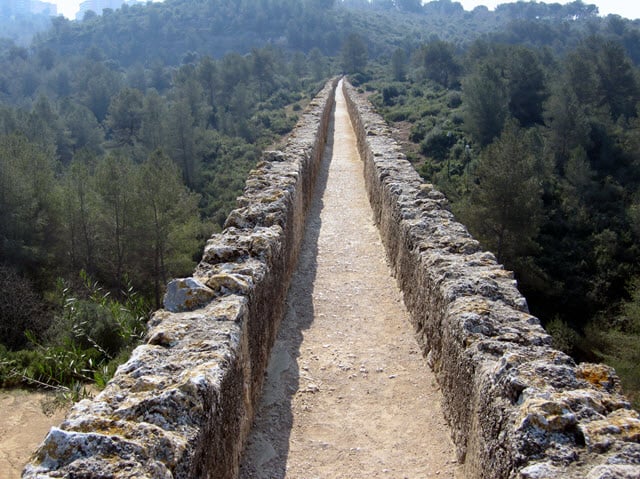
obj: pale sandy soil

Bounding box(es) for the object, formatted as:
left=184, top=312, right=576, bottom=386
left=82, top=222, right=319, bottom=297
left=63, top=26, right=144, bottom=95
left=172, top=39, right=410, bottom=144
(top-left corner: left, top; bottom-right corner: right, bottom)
left=0, top=389, right=68, bottom=479
left=240, top=83, right=461, bottom=479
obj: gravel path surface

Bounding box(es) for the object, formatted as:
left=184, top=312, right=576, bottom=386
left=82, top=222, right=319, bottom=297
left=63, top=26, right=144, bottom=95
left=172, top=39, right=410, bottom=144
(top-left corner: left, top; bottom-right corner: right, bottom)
left=240, top=82, right=460, bottom=479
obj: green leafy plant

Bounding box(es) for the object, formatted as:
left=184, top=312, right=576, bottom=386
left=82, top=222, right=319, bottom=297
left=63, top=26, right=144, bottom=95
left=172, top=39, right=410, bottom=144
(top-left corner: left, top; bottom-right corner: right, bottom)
left=0, top=272, right=149, bottom=393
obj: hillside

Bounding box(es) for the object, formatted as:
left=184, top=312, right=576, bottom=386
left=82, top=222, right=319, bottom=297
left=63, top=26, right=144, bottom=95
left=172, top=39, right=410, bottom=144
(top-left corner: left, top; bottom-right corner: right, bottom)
left=4, top=1, right=623, bottom=70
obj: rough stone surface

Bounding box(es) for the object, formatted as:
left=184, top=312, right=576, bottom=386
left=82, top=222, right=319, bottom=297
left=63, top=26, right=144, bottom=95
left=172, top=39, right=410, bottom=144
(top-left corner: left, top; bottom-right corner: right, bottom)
left=163, top=277, right=216, bottom=312
left=342, top=80, right=640, bottom=479
left=22, top=78, right=338, bottom=479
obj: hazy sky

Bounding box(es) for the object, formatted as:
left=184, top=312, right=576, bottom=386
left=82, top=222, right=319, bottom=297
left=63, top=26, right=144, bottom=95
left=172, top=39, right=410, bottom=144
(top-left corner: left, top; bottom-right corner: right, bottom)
left=457, top=1, right=640, bottom=19
left=51, top=0, right=640, bottom=21
left=51, top=0, right=158, bottom=18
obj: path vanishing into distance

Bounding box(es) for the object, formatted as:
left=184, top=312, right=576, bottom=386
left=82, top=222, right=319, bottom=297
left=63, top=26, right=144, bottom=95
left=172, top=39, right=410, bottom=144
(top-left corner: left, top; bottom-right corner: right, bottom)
left=240, top=82, right=461, bottom=479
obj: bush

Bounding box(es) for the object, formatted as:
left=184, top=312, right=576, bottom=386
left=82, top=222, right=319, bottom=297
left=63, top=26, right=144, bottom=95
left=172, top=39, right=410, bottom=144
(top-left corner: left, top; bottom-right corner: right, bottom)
left=447, top=91, right=462, bottom=108
left=0, top=265, right=51, bottom=351
left=420, top=128, right=457, bottom=161
left=546, top=317, right=580, bottom=355
left=3, top=272, right=152, bottom=392
left=382, top=87, right=396, bottom=105
left=409, top=121, right=428, bottom=143
left=349, top=72, right=372, bottom=86
left=381, top=84, right=406, bottom=106
left=584, top=323, right=640, bottom=410
left=451, top=113, right=464, bottom=125
left=71, top=301, right=126, bottom=357
left=421, top=105, right=442, bottom=117
left=0, top=343, right=100, bottom=389
left=418, top=158, right=436, bottom=180
left=386, top=110, right=408, bottom=122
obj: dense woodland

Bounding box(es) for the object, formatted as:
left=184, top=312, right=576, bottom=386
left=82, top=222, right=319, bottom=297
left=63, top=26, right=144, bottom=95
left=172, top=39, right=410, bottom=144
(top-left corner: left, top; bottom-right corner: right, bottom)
left=2, top=0, right=640, bottom=406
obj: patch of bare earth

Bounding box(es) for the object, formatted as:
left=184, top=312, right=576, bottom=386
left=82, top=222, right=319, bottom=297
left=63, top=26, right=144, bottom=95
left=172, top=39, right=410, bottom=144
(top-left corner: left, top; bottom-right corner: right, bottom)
left=0, top=389, right=68, bottom=479
left=240, top=83, right=460, bottom=479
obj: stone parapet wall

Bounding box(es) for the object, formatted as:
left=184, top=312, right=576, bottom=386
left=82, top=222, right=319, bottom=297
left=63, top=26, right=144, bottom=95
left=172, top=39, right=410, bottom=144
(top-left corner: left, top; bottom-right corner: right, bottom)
left=342, top=80, right=640, bottom=479
left=22, top=78, right=339, bottom=479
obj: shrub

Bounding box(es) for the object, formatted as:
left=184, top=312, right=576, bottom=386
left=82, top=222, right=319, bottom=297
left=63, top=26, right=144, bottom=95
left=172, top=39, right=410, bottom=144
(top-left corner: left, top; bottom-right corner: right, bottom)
left=7, top=273, right=152, bottom=391
left=420, top=128, right=457, bottom=161
left=409, top=122, right=428, bottom=143
left=386, top=110, right=408, bottom=122
left=71, top=301, right=126, bottom=357
left=451, top=113, right=464, bottom=125
left=546, top=317, right=580, bottom=355
left=447, top=91, right=462, bottom=108
left=382, top=86, right=399, bottom=106
left=0, top=342, right=100, bottom=389
left=349, top=72, right=371, bottom=86
left=0, top=265, right=51, bottom=351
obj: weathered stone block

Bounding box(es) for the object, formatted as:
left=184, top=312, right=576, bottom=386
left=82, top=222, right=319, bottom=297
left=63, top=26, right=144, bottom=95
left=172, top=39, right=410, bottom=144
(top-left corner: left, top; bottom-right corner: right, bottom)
left=163, top=277, right=216, bottom=312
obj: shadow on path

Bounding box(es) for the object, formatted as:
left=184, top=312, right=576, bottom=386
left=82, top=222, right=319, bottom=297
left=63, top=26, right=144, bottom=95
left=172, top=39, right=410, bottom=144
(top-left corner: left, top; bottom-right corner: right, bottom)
left=239, top=105, right=336, bottom=479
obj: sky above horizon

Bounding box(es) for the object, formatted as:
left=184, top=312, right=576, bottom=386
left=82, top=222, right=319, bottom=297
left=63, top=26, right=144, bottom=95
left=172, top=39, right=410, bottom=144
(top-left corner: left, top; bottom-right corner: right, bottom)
left=50, top=0, right=640, bottom=21
left=52, top=0, right=159, bottom=19
left=458, top=0, right=640, bottom=19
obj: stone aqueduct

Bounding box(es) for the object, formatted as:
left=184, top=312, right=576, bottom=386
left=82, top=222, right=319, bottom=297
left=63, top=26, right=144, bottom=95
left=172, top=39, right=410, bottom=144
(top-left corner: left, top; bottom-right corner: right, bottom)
left=23, top=79, right=640, bottom=478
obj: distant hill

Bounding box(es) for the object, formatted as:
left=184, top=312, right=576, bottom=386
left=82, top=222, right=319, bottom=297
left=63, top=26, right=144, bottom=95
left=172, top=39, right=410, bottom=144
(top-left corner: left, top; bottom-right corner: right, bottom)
left=27, top=0, right=635, bottom=69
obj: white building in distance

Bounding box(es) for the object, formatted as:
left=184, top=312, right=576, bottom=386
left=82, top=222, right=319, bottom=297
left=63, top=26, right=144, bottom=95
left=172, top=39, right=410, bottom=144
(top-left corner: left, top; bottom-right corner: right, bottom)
left=76, top=0, right=124, bottom=20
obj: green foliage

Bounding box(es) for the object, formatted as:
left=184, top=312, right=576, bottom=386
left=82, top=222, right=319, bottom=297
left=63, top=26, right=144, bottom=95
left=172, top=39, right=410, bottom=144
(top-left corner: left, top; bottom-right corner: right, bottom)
left=505, top=47, right=547, bottom=127
left=456, top=121, right=543, bottom=265
left=382, top=84, right=405, bottom=106
left=414, top=40, right=461, bottom=88
left=462, top=61, right=509, bottom=146
left=60, top=271, right=148, bottom=354
left=341, top=33, right=368, bottom=74
left=0, top=272, right=149, bottom=391
left=420, top=128, right=457, bottom=161
left=137, top=149, right=203, bottom=307
left=0, top=133, right=62, bottom=273
left=583, top=280, right=640, bottom=408
left=105, top=88, right=144, bottom=147
left=546, top=317, right=580, bottom=356
left=0, top=264, right=51, bottom=350
left=390, top=48, right=407, bottom=81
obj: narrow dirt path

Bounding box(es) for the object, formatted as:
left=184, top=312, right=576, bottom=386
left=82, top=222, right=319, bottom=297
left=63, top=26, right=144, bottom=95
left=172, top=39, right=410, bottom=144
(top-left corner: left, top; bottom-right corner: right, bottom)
left=240, top=82, right=461, bottom=479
